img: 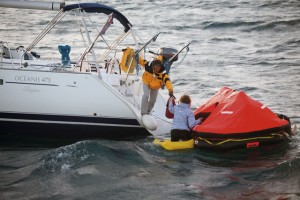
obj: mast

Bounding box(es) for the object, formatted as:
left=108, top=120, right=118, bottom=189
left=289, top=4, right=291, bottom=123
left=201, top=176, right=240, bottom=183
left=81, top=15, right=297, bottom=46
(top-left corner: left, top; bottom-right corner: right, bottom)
left=0, top=0, right=65, bottom=11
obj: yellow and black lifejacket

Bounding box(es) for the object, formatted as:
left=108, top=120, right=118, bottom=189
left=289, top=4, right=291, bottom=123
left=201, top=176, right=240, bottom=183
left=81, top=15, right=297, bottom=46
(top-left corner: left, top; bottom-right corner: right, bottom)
left=141, top=61, right=173, bottom=92
left=120, top=47, right=173, bottom=92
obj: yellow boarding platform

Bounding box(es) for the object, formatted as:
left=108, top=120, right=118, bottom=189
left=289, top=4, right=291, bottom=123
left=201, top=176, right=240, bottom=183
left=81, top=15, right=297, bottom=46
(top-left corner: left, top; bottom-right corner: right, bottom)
left=153, top=139, right=194, bottom=150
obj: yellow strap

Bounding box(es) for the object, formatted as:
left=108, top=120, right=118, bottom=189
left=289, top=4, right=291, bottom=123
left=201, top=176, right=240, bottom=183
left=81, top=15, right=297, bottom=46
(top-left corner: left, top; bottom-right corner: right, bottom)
left=195, top=132, right=284, bottom=146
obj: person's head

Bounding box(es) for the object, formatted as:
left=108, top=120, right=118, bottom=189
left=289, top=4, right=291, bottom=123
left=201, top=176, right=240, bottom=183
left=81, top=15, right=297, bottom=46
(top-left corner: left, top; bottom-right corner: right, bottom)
left=151, top=59, right=163, bottom=73
left=179, top=94, right=191, bottom=105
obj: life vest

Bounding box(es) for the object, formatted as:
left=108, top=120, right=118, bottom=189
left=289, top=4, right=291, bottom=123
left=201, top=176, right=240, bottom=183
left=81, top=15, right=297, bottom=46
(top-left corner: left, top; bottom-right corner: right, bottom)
left=141, top=62, right=173, bottom=91
left=120, top=47, right=173, bottom=91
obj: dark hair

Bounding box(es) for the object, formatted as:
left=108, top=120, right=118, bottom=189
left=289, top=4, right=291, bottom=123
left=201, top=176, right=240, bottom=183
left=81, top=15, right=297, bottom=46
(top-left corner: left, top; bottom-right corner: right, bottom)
left=151, top=59, right=163, bottom=67
left=179, top=95, right=191, bottom=104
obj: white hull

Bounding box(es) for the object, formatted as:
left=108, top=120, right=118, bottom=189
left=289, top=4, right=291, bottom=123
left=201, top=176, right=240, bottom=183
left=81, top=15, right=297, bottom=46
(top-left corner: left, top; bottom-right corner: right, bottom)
left=0, top=66, right=172, bottom=138
left=0, top=2, right=173, bottom=142
left=0, top=63, right=172, bottom=139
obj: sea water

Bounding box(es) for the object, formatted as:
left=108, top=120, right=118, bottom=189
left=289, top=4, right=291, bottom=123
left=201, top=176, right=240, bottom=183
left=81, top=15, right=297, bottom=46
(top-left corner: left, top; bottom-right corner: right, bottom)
left=0, top=0, right=299, bottom=199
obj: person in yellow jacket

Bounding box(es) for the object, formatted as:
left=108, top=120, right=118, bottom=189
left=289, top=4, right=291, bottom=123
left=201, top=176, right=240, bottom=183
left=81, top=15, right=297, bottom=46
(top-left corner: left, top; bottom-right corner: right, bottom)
left=140, top=59, right=174, bottom=115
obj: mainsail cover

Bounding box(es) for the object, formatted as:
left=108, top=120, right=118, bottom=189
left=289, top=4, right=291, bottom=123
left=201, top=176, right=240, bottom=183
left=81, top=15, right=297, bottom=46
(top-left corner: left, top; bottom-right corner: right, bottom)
left=193, top=87, right=290, bottom=135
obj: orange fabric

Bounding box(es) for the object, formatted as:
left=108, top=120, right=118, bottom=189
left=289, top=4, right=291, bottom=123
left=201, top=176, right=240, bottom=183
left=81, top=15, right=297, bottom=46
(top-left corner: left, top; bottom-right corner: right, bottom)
left=193, top=87, right=289, bottom=134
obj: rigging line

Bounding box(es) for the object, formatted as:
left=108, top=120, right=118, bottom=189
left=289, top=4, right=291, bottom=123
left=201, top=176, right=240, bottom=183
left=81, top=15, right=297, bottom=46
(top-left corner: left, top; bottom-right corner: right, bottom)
left=76, top=9, right=88, bottom=47
left=81, top=8, right=124, bottom=55
left=151, top=112, right=172, bottom=124
left=134, top=29, right=146, bottom=45
left=130, top=28, right=140, bottom=53
left=26, top=10, right=65, bottom=53
left=129, top=28, right=147, bottom=80
left=99, top=30, right=130, bottom=62
left=80, top=8, right=110, bottom=57
left=76, top=12, right=117, bottom=71
left=82, top=7, right=101, bottom=33
left=77, top=7, right=111, bottom=59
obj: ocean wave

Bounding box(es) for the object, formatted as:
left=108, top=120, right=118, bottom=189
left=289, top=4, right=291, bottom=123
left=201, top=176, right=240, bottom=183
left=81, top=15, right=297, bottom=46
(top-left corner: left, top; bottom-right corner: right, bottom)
left=202, top=18, right=300, bottom=33
left=211, top=37, right=238, bottom=42
left=250, top=19, right=300, bottom=31
left=202, top=20, right=263, bottom=30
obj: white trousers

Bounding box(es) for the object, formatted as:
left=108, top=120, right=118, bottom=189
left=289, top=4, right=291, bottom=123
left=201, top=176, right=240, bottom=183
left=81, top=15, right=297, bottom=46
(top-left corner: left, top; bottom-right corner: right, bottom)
left=141, top=83, right=159, bottom=115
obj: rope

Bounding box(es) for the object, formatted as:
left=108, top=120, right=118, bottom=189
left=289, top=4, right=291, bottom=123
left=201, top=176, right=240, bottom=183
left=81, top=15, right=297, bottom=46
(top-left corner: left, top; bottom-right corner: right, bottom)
left=195, top=132, right=286, bottom=146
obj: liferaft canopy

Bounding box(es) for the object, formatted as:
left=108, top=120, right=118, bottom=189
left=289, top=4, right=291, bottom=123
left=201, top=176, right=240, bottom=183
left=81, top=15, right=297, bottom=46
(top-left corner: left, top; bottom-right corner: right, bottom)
left=193, top=87, right=290, bottom=136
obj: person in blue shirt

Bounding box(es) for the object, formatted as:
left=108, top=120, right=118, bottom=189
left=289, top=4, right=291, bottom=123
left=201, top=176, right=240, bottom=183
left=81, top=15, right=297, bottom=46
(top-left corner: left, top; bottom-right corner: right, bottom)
left=168, top=94, right=201, bottom=141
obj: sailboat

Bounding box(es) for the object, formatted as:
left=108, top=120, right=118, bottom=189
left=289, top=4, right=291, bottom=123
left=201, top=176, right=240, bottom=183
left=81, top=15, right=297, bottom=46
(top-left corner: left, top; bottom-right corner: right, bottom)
left=0, top=1, right=188, bottom=141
